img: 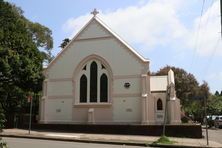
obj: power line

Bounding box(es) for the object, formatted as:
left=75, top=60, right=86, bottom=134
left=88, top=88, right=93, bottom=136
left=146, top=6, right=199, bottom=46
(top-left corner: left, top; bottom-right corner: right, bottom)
left=190, top=0, right=206, bottom=69
left=197, top=0, right=215, bottom=47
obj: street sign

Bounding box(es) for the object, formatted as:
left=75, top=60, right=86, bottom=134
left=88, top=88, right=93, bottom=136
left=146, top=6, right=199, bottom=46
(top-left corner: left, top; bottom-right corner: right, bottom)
left=27, top=96, right=32, bottom=103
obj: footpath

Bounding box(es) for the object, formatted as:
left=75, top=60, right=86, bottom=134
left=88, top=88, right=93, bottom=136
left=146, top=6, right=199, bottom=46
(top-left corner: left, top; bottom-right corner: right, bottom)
left=1, top=128, right=222, bottom=148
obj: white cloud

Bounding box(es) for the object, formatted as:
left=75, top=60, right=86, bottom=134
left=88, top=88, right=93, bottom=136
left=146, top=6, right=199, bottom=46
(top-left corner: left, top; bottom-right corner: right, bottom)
left=62, top=0, right=222, bottom=56
left=63, top=14, right=91, bottom=37
left=187, top=0, right=222, bottom=56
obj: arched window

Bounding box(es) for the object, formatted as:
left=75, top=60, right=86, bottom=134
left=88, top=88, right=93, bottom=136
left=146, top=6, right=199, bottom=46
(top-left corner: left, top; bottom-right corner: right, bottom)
left=100, top=74, right=108, bottom=102
left=157, top=99, right=163, bottom=110
left=78, top=59, right=110, bottom=104
left=80, top=75, right=87, bottom=102
left=90, top=61, right=97, bottom=102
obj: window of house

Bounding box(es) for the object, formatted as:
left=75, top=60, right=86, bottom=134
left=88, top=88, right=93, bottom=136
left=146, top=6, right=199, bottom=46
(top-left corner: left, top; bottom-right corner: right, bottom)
left=79, top=60, right=109, bottom=103
left=157, top=98, right=163, bottom=110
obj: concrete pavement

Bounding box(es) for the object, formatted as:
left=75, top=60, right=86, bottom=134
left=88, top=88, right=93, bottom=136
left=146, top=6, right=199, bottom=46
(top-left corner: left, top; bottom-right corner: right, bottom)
left=1, top=128, right=222, bottom=148
left=4, top=137, right=148, bottom=148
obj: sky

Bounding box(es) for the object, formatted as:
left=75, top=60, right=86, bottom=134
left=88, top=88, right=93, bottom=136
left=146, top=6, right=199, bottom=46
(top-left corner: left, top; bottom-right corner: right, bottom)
left=8, top=0, right=222, bottom=93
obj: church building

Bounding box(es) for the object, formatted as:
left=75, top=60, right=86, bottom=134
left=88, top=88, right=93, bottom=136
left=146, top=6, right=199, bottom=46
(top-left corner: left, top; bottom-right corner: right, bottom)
left=39, top=10, right=181, bottom=125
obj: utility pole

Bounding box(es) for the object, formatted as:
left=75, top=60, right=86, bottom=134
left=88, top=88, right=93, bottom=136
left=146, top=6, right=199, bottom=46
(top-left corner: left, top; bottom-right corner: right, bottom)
left=204, top=96, right=209, bottom=145
left=163, top=86, right=170, bottom=136
left=28, top=95, right=33, bottom=134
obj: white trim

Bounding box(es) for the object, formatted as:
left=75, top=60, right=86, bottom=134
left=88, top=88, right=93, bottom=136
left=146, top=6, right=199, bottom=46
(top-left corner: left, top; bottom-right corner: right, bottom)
left=74, top=103, right=112, bottom=106
left=77, top=59, right=110, bottom=104
left=48, top=95, right=73, bottom=99
left=113, top=93, right=141, bottom=97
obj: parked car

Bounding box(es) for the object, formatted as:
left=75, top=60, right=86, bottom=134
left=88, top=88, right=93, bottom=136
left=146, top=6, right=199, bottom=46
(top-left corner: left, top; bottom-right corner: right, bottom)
left=207, top=115, right=218, bottom=128
left=214, top=116, right=222, bottom=128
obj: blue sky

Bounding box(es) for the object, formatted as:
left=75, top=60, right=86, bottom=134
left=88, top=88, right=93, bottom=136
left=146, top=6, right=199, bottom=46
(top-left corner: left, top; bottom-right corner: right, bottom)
left=8, top=0, right=222, bottom=93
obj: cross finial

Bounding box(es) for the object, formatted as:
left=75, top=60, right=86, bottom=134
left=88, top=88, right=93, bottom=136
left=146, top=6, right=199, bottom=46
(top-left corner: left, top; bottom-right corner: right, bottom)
left=91, top=8, right=99, bottom=17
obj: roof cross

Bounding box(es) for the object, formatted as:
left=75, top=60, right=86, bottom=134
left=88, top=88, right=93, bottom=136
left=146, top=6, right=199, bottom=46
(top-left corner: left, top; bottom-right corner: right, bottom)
left=91, top=8, right=99, bottom=17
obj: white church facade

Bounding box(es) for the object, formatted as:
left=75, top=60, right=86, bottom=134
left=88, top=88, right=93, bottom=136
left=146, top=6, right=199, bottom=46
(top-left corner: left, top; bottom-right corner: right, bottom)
left=39, top=11, right=181, bottom=125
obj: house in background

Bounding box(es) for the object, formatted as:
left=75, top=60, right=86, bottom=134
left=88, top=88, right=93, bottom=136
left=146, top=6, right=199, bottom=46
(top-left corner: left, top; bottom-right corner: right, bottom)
left=39, top=10, right=181, bottom=125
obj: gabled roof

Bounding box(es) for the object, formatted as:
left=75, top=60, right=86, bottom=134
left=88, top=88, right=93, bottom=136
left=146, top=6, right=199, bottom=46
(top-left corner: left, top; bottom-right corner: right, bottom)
left=46, top=15, right=149, bottom=71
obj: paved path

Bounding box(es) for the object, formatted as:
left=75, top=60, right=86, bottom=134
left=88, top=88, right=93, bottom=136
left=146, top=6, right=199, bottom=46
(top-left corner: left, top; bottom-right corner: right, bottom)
left=3, top=137, right=150, bottom=148
left=1, top=128, right=222, bottom=148
left=202, top=128, right=222, bottom=144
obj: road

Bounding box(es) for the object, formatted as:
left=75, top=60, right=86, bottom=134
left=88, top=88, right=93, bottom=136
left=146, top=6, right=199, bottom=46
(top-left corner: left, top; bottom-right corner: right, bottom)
left=3, top=137, right=152, bottom=148
left=202, top=128, right=222, bottom=144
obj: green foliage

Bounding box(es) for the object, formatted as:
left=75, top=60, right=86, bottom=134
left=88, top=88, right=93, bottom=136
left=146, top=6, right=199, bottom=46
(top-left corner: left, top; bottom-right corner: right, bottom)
left=0, top=104, right=6, bottom=131
left=181, top=116, right=189, bottom=123
left=215, top=91, right=220, bottom=96
left=155, top=66, right=210, bottom=122
left=153, top=135, right=175, bottom=144
left=59, top=38, right=70, bottom=49
left=0, top=139, right=8, bottom=148
left=208, top=95, right=222, bottom=115
left=0, top=1, right=53, bottom=126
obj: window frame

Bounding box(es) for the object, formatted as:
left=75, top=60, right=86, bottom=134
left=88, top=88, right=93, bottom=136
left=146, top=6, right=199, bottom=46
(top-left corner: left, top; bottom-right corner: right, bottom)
left=157, top=98, right=163, bottom=111
left=76, top=60, right=110, bottom=105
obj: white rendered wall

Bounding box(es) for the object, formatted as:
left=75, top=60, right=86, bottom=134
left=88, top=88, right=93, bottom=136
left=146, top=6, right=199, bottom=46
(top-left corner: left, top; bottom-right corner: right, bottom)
left=48, top=38, right=145, bottom=79
left=42, top=18, right=149, bottom=124
left=76, top=19, right=111, bottom=39
left=113, top=97, right=142, bottom=123
left=150, top=76, right=167, bottom=91
left=45, top=98, right=73, bottom=122
left=47, top=81, right=72, bottom=96
left=113, top=78, right=141, bottom=94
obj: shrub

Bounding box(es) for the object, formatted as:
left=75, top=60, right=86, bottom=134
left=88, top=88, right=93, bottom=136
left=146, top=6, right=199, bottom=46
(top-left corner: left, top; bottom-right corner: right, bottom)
left=0, top=104, right=6, bottom=132
left=0, top=139, right=8, bottom=148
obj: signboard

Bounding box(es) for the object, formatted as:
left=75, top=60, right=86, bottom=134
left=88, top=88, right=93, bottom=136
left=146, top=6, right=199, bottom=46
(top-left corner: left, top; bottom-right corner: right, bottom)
left=27, top=96, right=32, bottom=103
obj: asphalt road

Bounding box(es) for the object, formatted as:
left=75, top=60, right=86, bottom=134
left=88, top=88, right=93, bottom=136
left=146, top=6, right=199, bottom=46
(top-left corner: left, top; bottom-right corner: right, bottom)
left=3, top=137, right=152, bottom=148
left=202, top=128, right=222, bottom=144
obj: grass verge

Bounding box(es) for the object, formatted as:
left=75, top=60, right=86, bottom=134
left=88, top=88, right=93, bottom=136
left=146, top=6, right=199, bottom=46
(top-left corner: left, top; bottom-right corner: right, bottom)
left=152, top=135, right=175, bottom=145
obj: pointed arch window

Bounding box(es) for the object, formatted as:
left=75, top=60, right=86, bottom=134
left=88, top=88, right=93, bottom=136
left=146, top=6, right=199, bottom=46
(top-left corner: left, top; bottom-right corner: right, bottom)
left=90, top=61, right=97, bottom=102
left=80, top=75, right=87, bottom=103
left=100, top=74, right=108, bottom=102
left=78, top=59, right=110, bottom=104
left=157, top=99, right=163, bottom=110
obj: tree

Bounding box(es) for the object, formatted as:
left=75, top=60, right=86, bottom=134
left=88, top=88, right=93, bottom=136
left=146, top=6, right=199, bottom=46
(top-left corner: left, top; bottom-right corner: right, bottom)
left=215, top=91, right=220, bottom=96
left=59, top=38, right=70, bottom=48
left=220, top=90, right=222, bottom=96
left=0, top=1, right=53, bottom=127
left=208, top=95, right=222, bottom=115
left=155, top=66, right=200, bottom=108
left=154, top=66, right=210, bottom=122
left=0, top=104, right=6, bottom=132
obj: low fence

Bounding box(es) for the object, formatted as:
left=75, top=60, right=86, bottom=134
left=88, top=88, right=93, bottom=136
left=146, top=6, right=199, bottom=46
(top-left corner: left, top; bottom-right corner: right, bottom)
left=19, top=123, right=202, bottom=138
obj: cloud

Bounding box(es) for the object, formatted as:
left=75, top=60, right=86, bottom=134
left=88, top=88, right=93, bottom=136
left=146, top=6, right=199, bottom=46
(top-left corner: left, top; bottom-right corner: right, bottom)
left=62, top=0, right=222, bottom=56
left=187, top=0, right=222, bottom=56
